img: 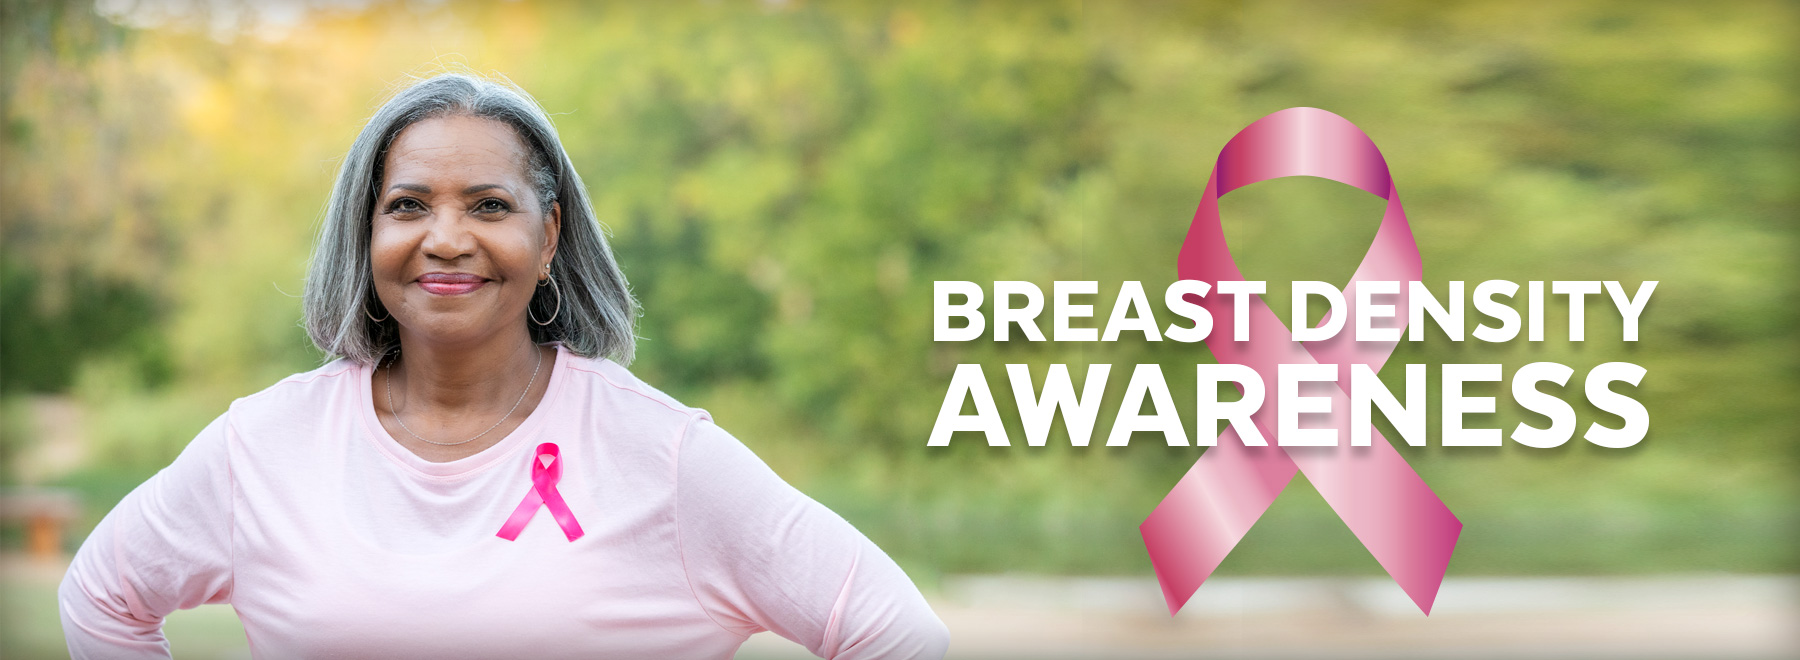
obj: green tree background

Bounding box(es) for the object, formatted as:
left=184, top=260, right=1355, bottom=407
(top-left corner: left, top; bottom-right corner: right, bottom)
left=2, top=0, right=1794, bottom=584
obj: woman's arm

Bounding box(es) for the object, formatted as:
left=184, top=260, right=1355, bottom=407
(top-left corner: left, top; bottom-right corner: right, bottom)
left=675, top=416, right=950, bottom=660
left=59, top=414, right=236, bottom=659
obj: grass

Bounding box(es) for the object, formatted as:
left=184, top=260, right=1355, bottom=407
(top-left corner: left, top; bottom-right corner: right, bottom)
left=1, top=557, right=249, bottom=659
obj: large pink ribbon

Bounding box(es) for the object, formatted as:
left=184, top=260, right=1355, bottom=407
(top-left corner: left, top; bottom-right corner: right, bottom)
left=496, top=442, right=585, bottom=542
left=1140, top=107, right=1460, bottom=615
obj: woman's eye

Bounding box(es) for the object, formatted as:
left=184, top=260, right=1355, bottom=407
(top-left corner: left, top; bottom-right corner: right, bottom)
left=387, top=198, right=424, bottom=214
left=477, top=199, right=511, bottom=213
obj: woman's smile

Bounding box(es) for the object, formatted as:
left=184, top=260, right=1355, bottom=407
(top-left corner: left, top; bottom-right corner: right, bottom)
left=363, top=113, right=564, bottom=347
left=416, top=272, right=490, bottom=296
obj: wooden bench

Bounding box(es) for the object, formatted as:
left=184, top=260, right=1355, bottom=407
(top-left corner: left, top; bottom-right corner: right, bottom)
left=0, top=488, right=81, bottom=559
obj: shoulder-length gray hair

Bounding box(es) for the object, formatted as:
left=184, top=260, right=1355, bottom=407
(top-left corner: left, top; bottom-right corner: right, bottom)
left=303, top=72, right=637, bottom=366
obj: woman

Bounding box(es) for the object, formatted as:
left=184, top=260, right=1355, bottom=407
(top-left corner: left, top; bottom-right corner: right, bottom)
left=59, top=72, right=950, bottom=659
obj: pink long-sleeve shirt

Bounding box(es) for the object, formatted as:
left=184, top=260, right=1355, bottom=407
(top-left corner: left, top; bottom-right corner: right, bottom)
left=59, top=343, right=949, bottom=659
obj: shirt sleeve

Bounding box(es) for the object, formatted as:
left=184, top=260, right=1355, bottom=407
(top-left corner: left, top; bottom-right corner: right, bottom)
left=674, top=415, right=949, bottom=659
left=59, top=412, right=236, bottom=659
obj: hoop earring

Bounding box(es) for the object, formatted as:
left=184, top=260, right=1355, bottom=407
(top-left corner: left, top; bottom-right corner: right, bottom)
left=531, top=274, right=562, bottom=326
left=365, top=300, right=390, bottom=323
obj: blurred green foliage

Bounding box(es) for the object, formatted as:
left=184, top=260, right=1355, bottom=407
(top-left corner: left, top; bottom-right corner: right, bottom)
left=0, top=0, right=1793, bottom=576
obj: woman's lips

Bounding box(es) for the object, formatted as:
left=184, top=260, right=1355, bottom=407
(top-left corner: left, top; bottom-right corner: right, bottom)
left=417, top=273, right=488, bottom=296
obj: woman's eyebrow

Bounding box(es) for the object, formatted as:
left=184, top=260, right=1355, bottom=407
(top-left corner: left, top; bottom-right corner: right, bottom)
left=387, top=183, right=431, bottom=194
left=462, top=183, right=510, bottom=195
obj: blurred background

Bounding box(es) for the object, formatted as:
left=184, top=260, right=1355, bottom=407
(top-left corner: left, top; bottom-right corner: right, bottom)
left=1, top=0, right=1794, bottom=658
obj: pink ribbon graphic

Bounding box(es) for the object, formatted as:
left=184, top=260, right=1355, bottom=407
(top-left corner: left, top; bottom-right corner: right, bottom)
left=496, top=442, right=585, bottom=542
left=1140, top=107, right=1460, bottom=615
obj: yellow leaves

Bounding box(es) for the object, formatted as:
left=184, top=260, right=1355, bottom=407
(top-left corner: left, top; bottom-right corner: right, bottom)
left=177, top=77, right=235, bottom=140
left=888, top=10, right=924, bottom=48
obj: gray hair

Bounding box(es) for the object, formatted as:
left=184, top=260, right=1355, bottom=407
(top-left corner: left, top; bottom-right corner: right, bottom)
left=303, top=72, right=637, bottom=365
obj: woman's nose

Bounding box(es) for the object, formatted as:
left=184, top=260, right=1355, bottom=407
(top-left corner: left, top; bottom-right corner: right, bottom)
left=419, top=207, right=477, bottom=260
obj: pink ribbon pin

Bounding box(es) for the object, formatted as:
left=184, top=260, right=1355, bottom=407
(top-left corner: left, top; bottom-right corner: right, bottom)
left=1140, top=107, right=1461, bottom=615
left=497, top=442, right=585, bottom=542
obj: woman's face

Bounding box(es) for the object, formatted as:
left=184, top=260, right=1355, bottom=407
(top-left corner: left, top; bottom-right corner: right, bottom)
left=370, top=114, right=560, bottom=349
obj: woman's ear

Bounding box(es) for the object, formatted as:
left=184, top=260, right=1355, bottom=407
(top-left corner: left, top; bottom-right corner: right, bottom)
left=542, top=201, right=562, bottom=271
